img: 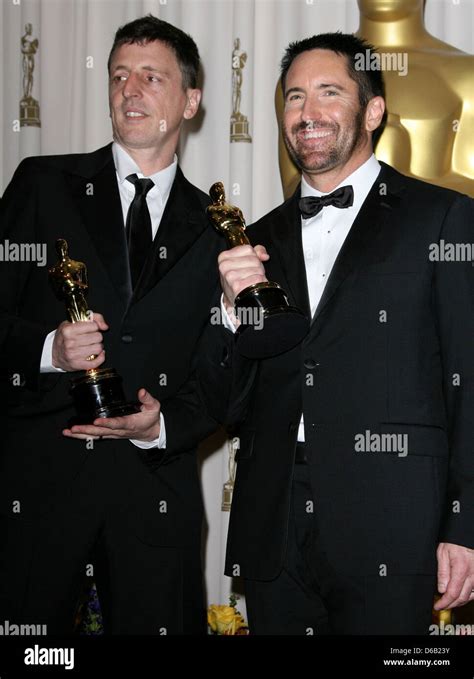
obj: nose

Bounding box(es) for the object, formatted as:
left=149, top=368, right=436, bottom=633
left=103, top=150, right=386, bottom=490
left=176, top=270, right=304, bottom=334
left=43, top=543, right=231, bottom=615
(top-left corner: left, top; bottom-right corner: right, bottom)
left=122, top=72, right=141, bottom=99
left=301, top=95, right=323, bottom=124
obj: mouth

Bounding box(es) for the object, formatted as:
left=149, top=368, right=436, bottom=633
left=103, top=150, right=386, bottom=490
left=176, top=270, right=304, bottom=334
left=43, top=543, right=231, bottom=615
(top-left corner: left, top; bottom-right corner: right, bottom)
left=296, top=127, right=335, bottom=143
left=301, top=129, right=334, bottom=140
left=124, top=110, right=147, bottom=120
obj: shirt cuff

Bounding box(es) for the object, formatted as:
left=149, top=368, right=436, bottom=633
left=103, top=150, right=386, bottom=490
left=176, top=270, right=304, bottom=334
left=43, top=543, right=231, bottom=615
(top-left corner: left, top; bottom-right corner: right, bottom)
left=130, top=412, right=166, bottom=449
left=40, top=330, right=66, bottom=373
left=220, top=294, right=238, bottom=334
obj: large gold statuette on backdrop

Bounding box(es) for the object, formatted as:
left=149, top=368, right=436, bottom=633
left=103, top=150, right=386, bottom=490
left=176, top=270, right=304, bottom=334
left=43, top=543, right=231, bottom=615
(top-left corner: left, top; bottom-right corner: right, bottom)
left=49, top=239, right=139, bottom=425
left=207, top=183, right=308, bottom=359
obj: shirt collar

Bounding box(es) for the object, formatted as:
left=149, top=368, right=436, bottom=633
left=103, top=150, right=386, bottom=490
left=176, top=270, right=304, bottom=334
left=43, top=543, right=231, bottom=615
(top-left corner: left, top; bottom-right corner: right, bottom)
left=112, top=141, right=178, bottom=205
left=300, top=154, right=381, bottom=207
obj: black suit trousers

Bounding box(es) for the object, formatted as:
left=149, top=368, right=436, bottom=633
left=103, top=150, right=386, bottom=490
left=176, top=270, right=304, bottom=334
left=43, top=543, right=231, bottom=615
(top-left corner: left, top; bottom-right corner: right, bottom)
left=0, top=444, right=206, bottom=635
left=245, top=463, right=437, bottom=635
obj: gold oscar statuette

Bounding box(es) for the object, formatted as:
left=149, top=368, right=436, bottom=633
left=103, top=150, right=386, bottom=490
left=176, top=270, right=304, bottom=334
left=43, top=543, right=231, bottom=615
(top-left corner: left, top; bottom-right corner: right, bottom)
left=222, top=437, right=239, bottom=512
left=207, top=183, right=308, bottom=359
left=49, top=238, right=139, bottom=425
left=20, top=23, right=41, bottom=128
left=230, top=38, right=252, bottom=143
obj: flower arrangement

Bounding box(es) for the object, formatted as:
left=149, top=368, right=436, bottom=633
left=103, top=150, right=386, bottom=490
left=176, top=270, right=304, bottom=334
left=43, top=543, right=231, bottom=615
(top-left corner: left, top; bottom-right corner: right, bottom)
left=208, top=594, right=249, bottom=635
left=74, top=582, right=104, bottom=635
left=75, top=584, right=249, bottom=636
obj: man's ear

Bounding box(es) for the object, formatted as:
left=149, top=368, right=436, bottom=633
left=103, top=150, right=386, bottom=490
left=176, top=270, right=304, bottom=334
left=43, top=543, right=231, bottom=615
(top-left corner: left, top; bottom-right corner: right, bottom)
left=365, top=96, right=385, bottom=133
left=183, top=89, right=202, bottom=120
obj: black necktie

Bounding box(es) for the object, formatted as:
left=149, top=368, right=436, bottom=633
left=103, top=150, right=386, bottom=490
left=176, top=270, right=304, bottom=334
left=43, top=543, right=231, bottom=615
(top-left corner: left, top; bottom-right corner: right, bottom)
left=299, top=185, right=354, bottom=219
left=125, top=173, right=154, bottom=288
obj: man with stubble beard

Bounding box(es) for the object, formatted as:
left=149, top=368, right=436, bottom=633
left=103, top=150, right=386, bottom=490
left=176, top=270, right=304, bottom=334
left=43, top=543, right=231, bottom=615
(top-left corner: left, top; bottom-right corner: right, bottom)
left=198, top=33, right=474, bottom=634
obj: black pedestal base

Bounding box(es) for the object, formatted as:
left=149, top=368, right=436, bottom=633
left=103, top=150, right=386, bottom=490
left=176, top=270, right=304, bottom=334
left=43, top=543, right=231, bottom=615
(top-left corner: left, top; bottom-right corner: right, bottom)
left=69, top=368, right=140, bottom=426
left=234, top=282, right=309, bottom=359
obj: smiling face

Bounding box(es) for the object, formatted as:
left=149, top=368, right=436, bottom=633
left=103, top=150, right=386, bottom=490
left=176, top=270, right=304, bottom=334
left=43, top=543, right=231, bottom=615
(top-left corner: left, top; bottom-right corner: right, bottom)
left=108, top=40, right=200, bottom=167
left=282, top=48, right=384, bottom=189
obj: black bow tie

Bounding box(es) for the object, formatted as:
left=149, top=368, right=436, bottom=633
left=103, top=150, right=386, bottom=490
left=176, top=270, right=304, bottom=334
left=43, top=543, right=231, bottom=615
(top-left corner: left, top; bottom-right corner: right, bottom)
left=299, top=185, right=354, bottom=219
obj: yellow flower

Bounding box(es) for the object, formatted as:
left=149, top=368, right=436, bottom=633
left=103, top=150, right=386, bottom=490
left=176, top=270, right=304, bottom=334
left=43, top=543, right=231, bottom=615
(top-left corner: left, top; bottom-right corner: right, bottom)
left=208, top=604, right=247, bottom=635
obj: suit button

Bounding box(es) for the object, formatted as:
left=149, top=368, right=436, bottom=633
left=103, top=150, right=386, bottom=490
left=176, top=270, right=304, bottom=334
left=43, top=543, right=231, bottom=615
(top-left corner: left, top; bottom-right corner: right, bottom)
left=304, top=358, right=318, bottom=369
left=121, top=334, right=133, bottom=343
left=220, top=347, right=230, bottom=368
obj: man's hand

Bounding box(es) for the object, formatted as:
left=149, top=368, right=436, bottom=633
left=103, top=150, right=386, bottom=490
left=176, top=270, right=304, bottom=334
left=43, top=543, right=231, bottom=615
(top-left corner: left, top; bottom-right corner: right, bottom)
left=63, top=388, right=161, bottom=442
left=434, top=542, right=474, bottom=610
left=218, top=244, right=269, bottom=312
left=52, top=312, right=108, bottom=372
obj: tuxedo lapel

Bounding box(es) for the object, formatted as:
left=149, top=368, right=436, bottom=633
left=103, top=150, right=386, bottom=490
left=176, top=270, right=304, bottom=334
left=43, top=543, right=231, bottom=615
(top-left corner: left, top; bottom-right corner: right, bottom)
left=132, top=167, right=209, bottom=303
left=311, top=162, right=405, bottom=330
left=65, top=144, right=132, bottom=307
left=268, top=189, right=311, bottom=318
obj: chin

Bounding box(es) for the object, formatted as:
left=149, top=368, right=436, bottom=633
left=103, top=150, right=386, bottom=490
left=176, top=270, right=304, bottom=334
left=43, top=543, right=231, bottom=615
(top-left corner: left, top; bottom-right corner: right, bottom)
left=298, top=151, right=331, bottom=168
left=118, top=134, right=151, bottom=148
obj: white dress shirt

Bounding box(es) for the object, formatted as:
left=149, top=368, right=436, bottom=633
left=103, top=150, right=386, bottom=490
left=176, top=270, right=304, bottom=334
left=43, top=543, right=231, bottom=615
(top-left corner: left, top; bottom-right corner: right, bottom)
left=113, top=141, right=177, bottom=239
left=296, top=153, right=381, bottom=441
left=221, top=154, right=381, bottom=442
left=40, top=142, right=179, bottom=449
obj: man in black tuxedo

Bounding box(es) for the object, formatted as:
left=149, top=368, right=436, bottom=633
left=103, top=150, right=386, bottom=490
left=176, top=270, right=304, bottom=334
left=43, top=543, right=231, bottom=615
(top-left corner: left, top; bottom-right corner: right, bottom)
left=0, top=16, right=222, bottom=634
left=198, top=33, right=474, bottom=634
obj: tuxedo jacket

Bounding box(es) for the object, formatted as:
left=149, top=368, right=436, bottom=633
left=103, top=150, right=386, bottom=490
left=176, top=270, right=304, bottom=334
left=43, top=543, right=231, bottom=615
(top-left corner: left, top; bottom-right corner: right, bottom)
left=0, top=143, right=223, bottom=548
left=197, top=162, right=474, bottom=581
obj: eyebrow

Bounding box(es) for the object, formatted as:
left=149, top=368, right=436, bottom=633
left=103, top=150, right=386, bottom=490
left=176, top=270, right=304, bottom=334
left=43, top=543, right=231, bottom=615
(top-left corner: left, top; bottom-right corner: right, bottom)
left=111, top=64, right=169, bottom=76
left=318, top=83, right=345, bottom=91
left=285, top=87, right=305, bottom=98
left=285, top=82, right=346, bottom=97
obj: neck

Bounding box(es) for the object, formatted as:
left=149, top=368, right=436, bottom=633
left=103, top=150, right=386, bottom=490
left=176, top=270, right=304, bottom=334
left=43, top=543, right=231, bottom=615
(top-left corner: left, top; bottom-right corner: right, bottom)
left=302, top=146, right=372, bottom=193
left=117, top=141, right=176, bottom=176
left=357, top=8, right=428, bottom=47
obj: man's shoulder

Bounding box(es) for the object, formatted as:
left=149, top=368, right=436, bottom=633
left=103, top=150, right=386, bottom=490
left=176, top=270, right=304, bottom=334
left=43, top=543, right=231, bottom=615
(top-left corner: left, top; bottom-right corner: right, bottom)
left=245, top=162, right=474, bottom=242
left=14, top=144, right=113, bottom=179
left=380, top=161, right=472, bottom=206
left=247, top=191, right=298, bottom=238
left=174, top=166, right=211, bottom=210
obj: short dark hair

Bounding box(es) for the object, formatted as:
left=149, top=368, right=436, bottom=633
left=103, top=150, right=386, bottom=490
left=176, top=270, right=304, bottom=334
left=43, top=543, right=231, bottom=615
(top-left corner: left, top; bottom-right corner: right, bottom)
left=280, top=32, right=385, bottom=108
left=108, top=14, right=200, bottom=90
